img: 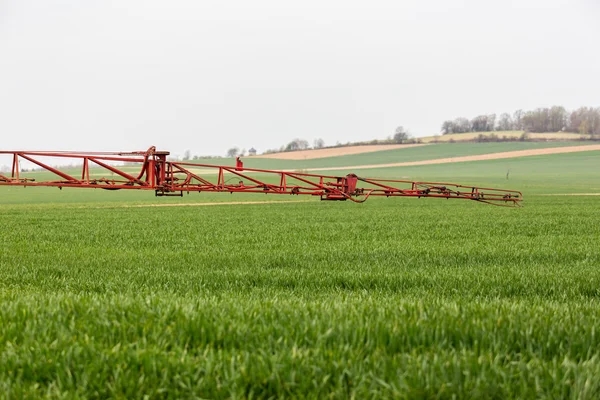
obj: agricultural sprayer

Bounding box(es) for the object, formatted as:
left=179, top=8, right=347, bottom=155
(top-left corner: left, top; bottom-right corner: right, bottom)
left=0, top=146, right=522, bottom=206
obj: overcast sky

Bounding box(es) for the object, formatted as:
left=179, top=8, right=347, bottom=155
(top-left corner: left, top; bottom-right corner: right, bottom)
left=1, top=0, right=599, bottom=158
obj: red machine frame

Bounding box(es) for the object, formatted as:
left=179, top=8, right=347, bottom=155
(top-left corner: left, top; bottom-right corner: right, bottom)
left=0, top=146, right=522, bottom=206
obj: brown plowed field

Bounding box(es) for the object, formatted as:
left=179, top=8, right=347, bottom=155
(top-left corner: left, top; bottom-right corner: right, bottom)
left=254, top=144, right=428, bottom=160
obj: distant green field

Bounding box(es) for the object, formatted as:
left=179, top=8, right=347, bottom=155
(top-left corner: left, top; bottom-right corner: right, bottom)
left=1, top=147, right=600, bottom=398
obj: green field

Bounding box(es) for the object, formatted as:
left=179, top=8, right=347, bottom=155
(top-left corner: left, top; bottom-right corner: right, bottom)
left=1, top=148, right=600, bottom=398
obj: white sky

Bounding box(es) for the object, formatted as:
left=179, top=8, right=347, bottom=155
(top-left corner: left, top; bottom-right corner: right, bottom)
left=1, top=0, right=599, bottom=158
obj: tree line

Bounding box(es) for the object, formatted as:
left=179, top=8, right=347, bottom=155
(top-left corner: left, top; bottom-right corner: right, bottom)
left=442, top=106, right=600, bottom=136
left=226, top=138, right=326, bottom=157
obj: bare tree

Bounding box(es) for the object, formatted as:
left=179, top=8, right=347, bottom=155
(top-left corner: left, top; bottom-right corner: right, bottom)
left=441, top=120, right=454, bottom=134
left=313, top=138, right=325, bottom=149
left=497, top=113, right=513, bottom=131
left=471, top=115, right=490, bottom=132
left=393, top=126, right=410, bottom=143
left=183, top=149, right=191, bottom=160
left=443, top=105, right=599, bottom=137
left=569, top=107, right=600, bottom=135
left=522, top=108, right=551, bottom=132
left=487, top=114, right=496, bottom=131
left=548, top=106, right=567, bottom=132
left=591, top=107, right=600, bottom=135
left=512, top=109, right=524, bottom=130
left=226, top=147, right=239, bottom=157
left=579, top=120, right=589, bottom=135
left=285, top=139, right=309, bottom=152
left=455, top=117, right=471, bottom=133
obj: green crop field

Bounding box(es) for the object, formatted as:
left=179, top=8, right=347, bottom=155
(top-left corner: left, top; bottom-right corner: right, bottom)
left=1, top=148, right=600, bottom=398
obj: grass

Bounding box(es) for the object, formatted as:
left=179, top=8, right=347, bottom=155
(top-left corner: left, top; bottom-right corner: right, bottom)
left=1, top=149, right=600, bottom=398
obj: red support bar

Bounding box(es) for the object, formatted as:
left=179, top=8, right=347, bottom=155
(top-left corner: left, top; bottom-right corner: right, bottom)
left=19, top=154, right=77, bottom=182
left=280, top=174, right=286, bottom=191
left=88, top=158, right=147, bottom=186
left=12, top=154, right=19, bottom=180
left=82, top=158, right=89, bottom=182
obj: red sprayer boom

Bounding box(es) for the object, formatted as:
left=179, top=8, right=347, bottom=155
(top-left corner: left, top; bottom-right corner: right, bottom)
left=0, top=146, right=522, bottom=206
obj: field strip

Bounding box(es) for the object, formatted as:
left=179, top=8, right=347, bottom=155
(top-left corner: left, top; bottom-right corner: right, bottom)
left=94, top=200, right=312, bottom=208
left=254, top=144, right=429, bottom=160
left=539, top=193, right=600, bottom=196
left=301, top=144, right=600, bottom=171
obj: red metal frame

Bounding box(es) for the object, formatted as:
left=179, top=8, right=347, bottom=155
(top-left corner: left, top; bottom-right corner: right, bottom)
left=0, top=146, right=522, bottom=206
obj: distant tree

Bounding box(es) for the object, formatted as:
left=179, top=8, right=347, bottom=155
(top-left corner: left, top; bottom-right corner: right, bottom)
left=454, top=117, right=471, bottom=133
left=512, top=109, right=524, bottom=130
left=226, top=147, right=239, bottom=157
left=591, top=107, right=600, bottom=136
left=579, top=120, right=589, bottom=135
left=471, top=115, right=490, bottom=132
left=441, top=120, right=454, bottom=134
left=521, top=111, right=533, bottom=132
left=183, top=149, right=191, bottom=160
left=487, top=114, right=496, bottom=131
left=568, top=107, right=600, bottom=135
left=285, top=139, right=309, bottom=152
left=569, top=109, right=584, bottom=133
left=497, top=113, right=513, bottom=131
left=548, top=106, right=567, bottom=132
left=313, top=138, right=325, bottom=149
left=393, top=126, right=410, bottom=143
left=442, top=118, right=472, bottom=134
left=522, top=108, right=551, bottom=132
left=442, top=105, right=599, bottom=137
